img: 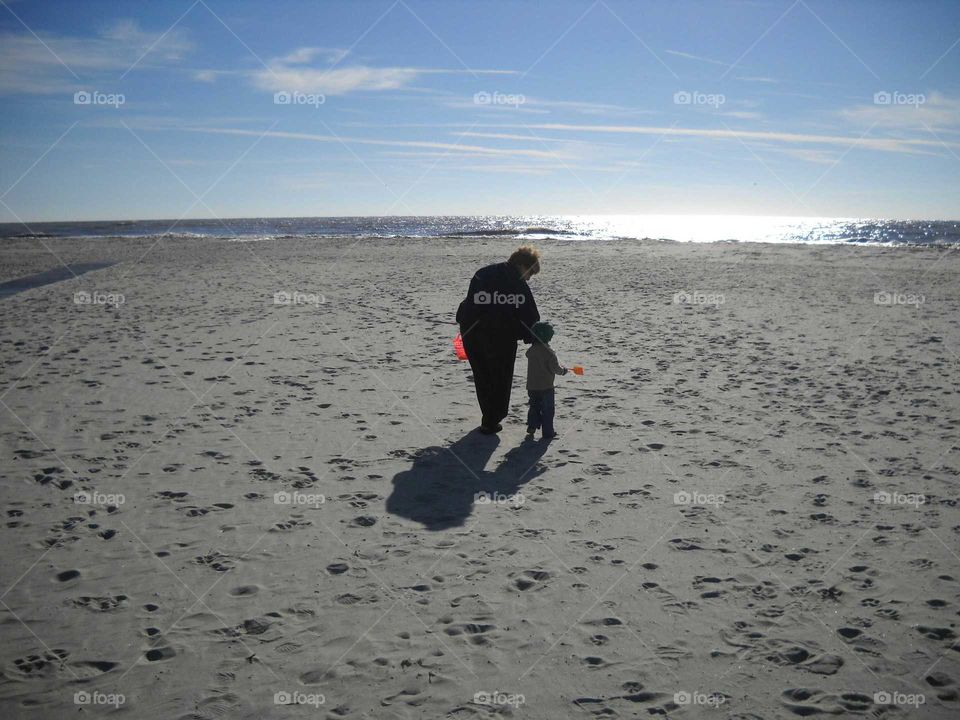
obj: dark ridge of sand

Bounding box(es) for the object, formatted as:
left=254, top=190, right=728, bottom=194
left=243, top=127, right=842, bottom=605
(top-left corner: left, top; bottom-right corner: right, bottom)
left=0, top=262, right=117, bottom=299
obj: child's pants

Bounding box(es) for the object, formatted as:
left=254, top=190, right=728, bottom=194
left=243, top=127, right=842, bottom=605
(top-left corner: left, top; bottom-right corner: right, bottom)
left=527, top=389, right=555, bottom=435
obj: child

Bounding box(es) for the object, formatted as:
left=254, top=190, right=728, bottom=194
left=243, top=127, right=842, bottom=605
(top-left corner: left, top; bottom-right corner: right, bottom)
left=526, top=321, right=567, bottom=439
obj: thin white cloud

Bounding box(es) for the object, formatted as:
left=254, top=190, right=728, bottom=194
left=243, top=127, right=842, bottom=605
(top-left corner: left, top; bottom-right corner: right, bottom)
left=192, top=69, right=221, bottom=83
left=441, top=97, right=550, bottom=115
left=734, top=75, right=779, bottom=84
left=377, top=150, right=516, bottom=159
left=721, top=111, right=765, bottom=120
left=0, top=20, right=192, bottom=94
left=762, top=147, right=840, bottom=165
left=456, top=130, right=626, bottom=150
left=662, top=51, right=781, bottom=84
left=457, top=131, right=567, bottom=143
left=442, top=95, right=657, bottom=117
left=665, top=50, right=780, bottom=84
left=163, top=126, right=561, bottom=159
left=444, top=164, right=555, bottom=176
left=665, top=49, right=733, bottom=67
left=839, top=91, right=960, bottom=132
left=99, top=18, right=191, bottom=59
left=483, top=122, right=959, bottom=155
left=277, top=47, right=349, bottom=65
left=510, top=96, right=656, bottom=117
left=245, top=48, right=516, bottom=96
left=253, top=65, right=423, bottom=95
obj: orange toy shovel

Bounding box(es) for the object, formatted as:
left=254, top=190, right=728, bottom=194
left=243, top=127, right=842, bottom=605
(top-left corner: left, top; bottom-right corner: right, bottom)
left=571, top=365, right=584, bottom=375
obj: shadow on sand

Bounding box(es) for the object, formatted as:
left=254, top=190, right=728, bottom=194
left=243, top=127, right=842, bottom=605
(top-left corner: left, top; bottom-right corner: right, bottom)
left=386, top=430, right=551, bottom=531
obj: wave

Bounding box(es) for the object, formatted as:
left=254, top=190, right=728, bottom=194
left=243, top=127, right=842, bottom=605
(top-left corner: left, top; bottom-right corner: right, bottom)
left=3, top=231, right=220, bottom=242
left=450, top=226, right=580, bottom=237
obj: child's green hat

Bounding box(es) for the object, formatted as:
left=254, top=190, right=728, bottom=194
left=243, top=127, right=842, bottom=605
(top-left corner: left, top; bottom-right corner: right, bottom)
left=532, top=321, right=554, bottom=344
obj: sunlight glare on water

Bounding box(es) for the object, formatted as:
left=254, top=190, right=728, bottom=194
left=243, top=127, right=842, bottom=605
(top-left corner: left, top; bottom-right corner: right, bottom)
left=538, top=215, right=859, bottom=244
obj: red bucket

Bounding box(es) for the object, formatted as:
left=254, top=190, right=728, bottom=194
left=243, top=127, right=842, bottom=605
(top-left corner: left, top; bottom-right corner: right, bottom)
left=453, top=333, right=468, bottom=361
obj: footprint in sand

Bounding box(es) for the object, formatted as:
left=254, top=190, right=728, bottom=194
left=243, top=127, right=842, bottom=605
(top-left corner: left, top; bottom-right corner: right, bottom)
left=144, top=647, right=176, bottom=662
left=193, top=552, right=233, bottom=572
left=71, top=595, right=128, bottom=611
left=33, top=466, right=73, bottom=489
left=443, top=621, right=498, bottom=646
left=271, top=518, right=313, bottom=531
left=8, top=649, right=70, bottom=678
left=781, top=688, right=873, bottom=715
left=511, top=569, right=551, bottom=591
left=228, top=585, right=259, bottom=597
left=916, top=626, right=956, bottom=641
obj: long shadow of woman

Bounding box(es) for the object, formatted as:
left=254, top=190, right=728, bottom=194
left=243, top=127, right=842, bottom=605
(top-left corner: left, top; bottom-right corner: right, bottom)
left=385, top=430, right=550, bottom=531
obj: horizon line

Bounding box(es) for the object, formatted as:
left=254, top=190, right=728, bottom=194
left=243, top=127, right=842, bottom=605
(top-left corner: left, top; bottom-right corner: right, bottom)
left=4, top=213, right=960, bottom=225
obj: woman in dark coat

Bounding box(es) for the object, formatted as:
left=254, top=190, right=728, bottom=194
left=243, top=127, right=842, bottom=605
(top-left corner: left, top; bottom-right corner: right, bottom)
left=456, top=246, right=541, bottom=434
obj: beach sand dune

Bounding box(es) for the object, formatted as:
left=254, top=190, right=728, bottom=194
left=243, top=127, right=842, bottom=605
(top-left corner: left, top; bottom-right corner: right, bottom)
left=0, top=236, right=958, bottom=718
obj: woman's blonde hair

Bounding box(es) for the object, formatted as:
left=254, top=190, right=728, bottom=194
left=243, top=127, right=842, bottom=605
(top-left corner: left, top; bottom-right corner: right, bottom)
left=508, top=245, right=541, bottom=275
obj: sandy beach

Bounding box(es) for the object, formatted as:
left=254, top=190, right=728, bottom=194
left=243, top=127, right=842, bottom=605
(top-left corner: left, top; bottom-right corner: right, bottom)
left=1, top=235, right=958, bottom=718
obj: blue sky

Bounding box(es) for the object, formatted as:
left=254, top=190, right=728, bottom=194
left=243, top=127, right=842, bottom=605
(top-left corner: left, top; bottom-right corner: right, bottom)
left=1, top=0, right=958, bottom=222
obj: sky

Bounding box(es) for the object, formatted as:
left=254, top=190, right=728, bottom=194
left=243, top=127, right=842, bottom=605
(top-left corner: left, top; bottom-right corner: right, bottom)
left=0, top=0, right=958, bottom=222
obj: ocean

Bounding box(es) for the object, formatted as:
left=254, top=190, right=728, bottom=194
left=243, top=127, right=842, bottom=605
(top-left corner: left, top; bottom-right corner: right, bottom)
left=2, top=215, right=959, bottom=246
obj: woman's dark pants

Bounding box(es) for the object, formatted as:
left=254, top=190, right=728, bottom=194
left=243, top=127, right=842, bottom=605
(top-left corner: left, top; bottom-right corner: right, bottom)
left=461, top=328, right=516, bottom=428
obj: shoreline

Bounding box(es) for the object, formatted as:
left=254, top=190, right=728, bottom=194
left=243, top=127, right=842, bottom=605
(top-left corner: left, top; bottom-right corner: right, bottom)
left=0, top=232, right=954, bottom=285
